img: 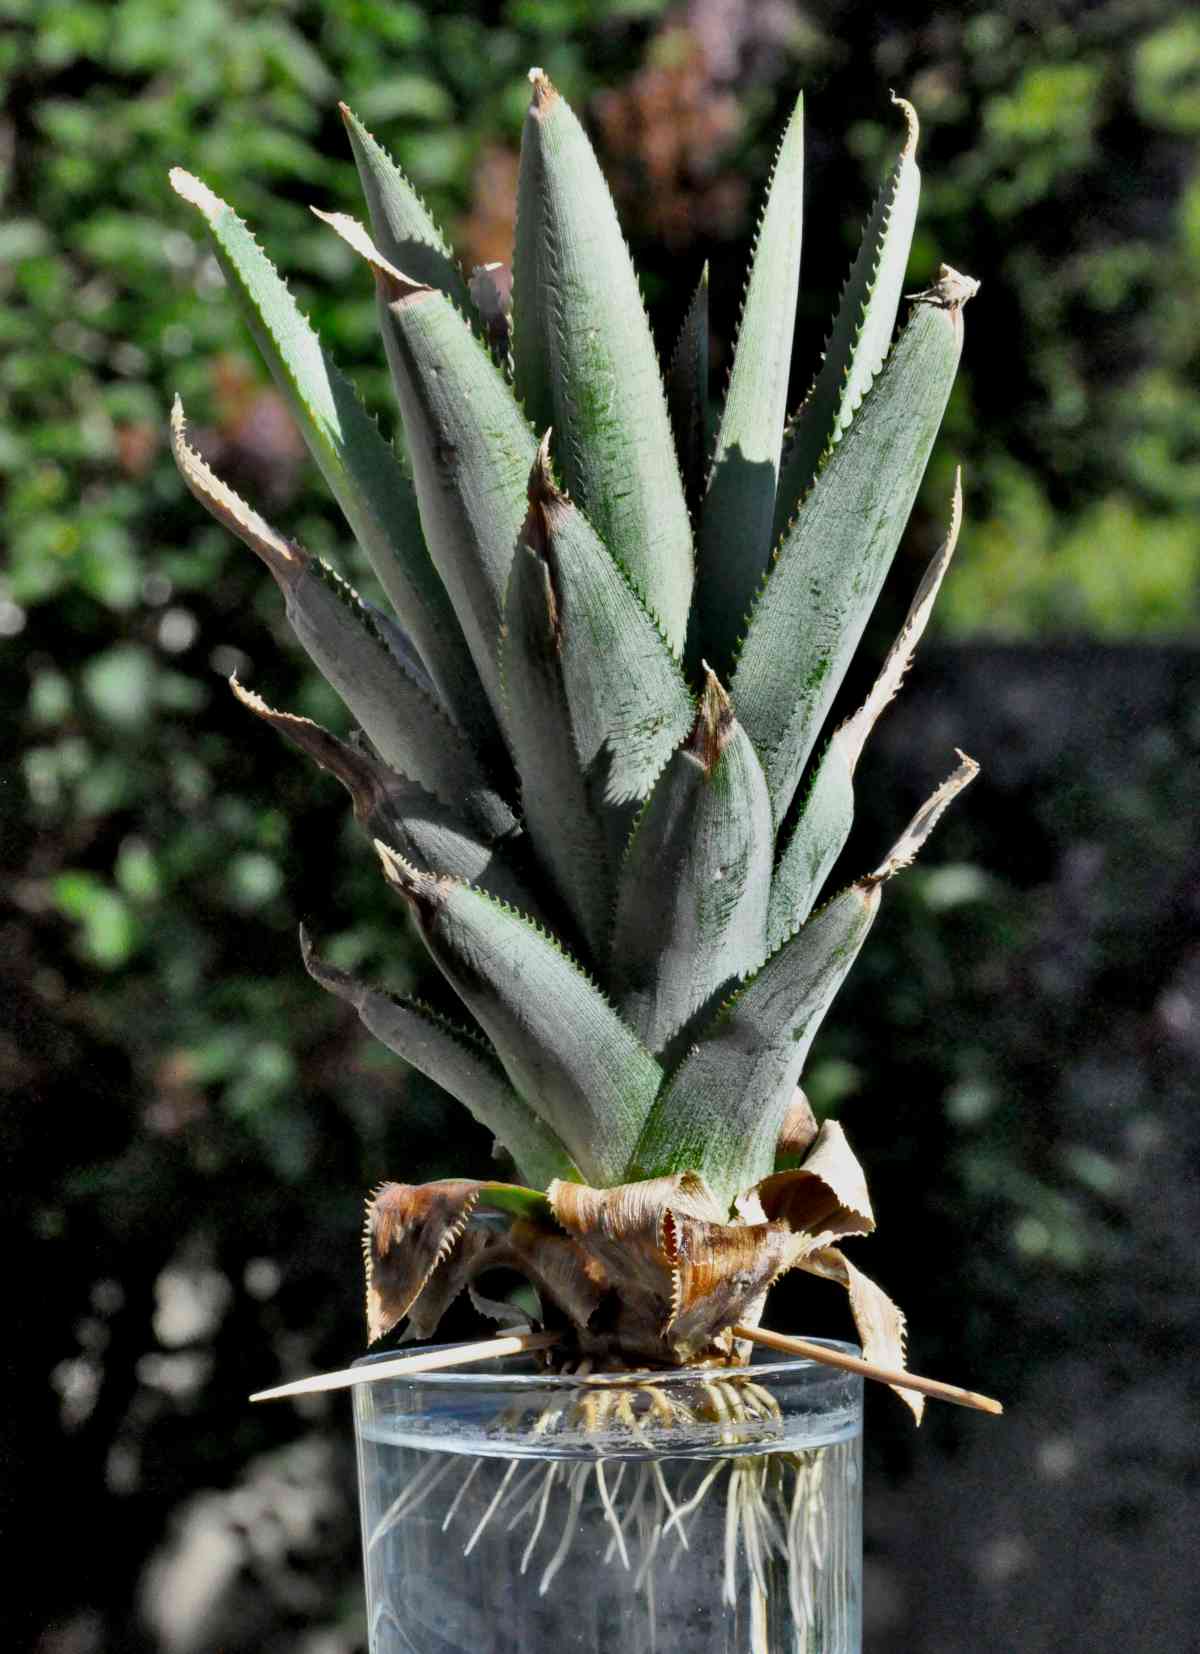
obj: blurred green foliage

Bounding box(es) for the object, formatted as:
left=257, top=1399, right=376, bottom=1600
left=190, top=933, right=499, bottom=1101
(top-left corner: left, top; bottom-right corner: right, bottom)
left=3, top=4, right=1199, bottom=1649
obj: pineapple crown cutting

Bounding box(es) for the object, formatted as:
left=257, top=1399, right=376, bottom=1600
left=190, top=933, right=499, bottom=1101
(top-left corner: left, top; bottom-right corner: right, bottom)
left=169, top=70, right=984, bottom=1406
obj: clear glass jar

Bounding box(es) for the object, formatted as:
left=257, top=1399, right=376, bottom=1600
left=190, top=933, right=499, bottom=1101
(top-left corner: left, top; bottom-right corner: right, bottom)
left=353, top=1341, right=863, bottom=1654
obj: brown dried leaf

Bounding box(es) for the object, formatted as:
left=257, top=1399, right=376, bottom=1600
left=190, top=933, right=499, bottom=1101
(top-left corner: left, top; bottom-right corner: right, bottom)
left=663, top=1214, right=812, bottom=1361
left=365, top=1180, right=483, bottom=1343
left=472, top=1219, right=604, bottom=1330
left=549, top=1174, right=808, bottom=1362
left=399, top=1227, right=492, bottom=1342
left=867, top=751, right=979, bottom=885
left=549, top=1172, right=722, bottom=1295
left=230, top=677, right=389, bottom=826
left=752, top=1120, right=874, bottom=1242
left=775, top=1086, right=819, bottom=1162
left=802, top=1245, right=924, bottom=1422
left=368, top=1182, right=602, bottom=1345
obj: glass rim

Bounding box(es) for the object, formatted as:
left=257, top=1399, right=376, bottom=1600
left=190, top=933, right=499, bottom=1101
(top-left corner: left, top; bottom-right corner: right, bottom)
left=350, top=1336, right=861, bottom=1391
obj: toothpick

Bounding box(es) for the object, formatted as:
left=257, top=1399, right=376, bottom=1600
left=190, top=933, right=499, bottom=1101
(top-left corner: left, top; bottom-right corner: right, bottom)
left=249, top=1329, right=562, bottom=1403
left=733, top=1324, right=1003, bottom=1416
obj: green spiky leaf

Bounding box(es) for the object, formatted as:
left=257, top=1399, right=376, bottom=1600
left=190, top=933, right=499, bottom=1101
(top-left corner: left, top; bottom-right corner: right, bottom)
left=170, top=403, right=513, bottom=836
left=315, top=208, right=536, bottom=721
left=666, top=264, right=711, bottom=521
left=732, top=273, right=973, bottom=825
left=338, top=101, right=472, bottom=309
left=611, top=671, right=772, bottom=1057
left=633, top=882, right=879, bottom=1209
left=633, top=751, right=977, bottom=1205
left=501, top=441, right=696, bottom=960
left=230, top=680, right=548, bottom=919
left=511, top=70, right=694, bottom=652
left=774, top=97, right=921, bottom=537
left=694, top=94, right=804, bottom=675
left=167, top=169, right=498, bottom=761
left=767, top=471, right=962, bottom=947
left=302, top=931, right=577, bottom=1189
left=513, top=440, right=695, bottom=801
left=377, top=847, right=663, bottom=1186
left=502, top=539, right=613, bottom=961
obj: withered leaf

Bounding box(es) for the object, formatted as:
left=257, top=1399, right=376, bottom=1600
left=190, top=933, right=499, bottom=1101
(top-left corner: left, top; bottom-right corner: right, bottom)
left=368, top=1184, right=600, bottom=1345
left=548, top=1172, right=724, bottom=1300
left=663, top=1214, right=813, bottom=1361
left=365, top=1180, right=483, bottom=1343
left=549, top=1174, right=811, bottom=1363
left=752, top=1119, right=874, bottom=1242
left=802, top=1244, right=924, bottom=1422
left=775, top=1086, right=819, bottom=1163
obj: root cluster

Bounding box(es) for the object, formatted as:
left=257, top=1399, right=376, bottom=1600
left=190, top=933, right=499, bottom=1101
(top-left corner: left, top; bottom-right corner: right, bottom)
left=368, top=1370, right=855, bottom=1652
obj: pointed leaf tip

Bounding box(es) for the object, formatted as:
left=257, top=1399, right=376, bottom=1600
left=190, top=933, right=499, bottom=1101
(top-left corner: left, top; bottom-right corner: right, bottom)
left=168, top=167, right=220, bottom=214
left=527, top=429, right=559, bottom=505
left=229, top=675, right=395, bottom=827
left=310, top=205, right=432, bottom=301
left=527, top=66, right=557, bottom=109
left=867, top=750, right=979, bottom=885
left=169, top=398, right=300, bottom=582
left=374, top=837, right=417, bottom=889
left=889, top=91, right=920, bottom=157
left=907, top=263, right=980, bottom=310
left=298, top=923, right=366, bottom=1010
left=375, top=840, right=460, bottom=922
left=688, top=664, right=734, bottom=772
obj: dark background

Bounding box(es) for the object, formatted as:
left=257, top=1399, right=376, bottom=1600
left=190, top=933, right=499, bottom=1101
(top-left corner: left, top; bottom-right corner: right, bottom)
left=3, top=1, right=1197, bottom=1650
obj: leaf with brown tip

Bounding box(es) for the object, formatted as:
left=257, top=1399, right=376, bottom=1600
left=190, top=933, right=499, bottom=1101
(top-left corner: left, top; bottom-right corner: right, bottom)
left=338, top=100, right=471, bottom=308
left=376, top=846, right=663, bottom=1186
left=302, top=935, right=576, bottom=1190
left=313, top=206, right=536, bottom=722
left=767, top=472, right=964, bottom=946
left=231, top=680, right=542, bottom=916
left=171, top=401, right=513, bottom=838
left=611, top=667, right=772, bottom=1057
left=167, top=169, right=497, bottom=759
left=732, top=284, right=972, bottom=826
left=634, top=749, right=979, bottom=1205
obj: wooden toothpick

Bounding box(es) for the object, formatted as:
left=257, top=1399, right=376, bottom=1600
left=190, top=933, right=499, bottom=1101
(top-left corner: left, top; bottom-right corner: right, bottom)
left=250, top=1323, right=1001, bottom=1415
left=249, top=1329, right=562, bottom=1403
left=734, top=1323, right=1003, bottom=1416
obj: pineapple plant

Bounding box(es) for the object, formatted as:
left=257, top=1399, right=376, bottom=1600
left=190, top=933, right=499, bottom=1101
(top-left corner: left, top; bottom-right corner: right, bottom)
left=167, top=71, right=992, bottom=1425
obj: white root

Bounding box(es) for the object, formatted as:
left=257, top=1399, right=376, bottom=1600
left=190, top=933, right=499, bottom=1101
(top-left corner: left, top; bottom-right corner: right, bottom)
left=520, top=1460, right=559, bottom=1574
left=385, top=1382, right=854, bottom=1649
left=462, top=1457, right=518, bottom=1556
